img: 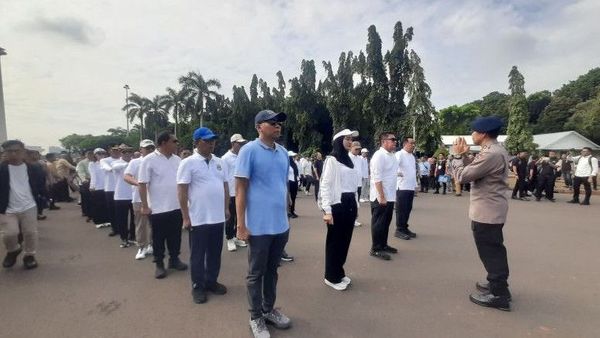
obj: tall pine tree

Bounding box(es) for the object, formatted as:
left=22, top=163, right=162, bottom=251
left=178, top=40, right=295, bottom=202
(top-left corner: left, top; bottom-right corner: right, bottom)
left=386, top=21, right=413, bottom=136
left=505, top=66, right=536, bottom=153
left=364, top=25, right=390, bottom=139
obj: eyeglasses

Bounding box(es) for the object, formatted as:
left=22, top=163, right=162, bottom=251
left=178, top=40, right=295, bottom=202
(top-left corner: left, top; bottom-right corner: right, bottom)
left=264, top=120, right=283, bottom=127
left=385, top=138, right=397, bottom=142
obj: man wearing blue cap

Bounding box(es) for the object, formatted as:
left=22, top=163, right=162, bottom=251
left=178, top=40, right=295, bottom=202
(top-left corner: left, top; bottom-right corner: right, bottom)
left=177, top=127, right=230, bottom=304
left=451, top=116, right=512, bottom=311
left=235, top=110, right=292, bottom=338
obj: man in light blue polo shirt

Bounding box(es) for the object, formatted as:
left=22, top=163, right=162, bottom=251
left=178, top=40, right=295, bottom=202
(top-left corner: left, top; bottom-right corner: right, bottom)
left=235, top=110, right=292, bottom=338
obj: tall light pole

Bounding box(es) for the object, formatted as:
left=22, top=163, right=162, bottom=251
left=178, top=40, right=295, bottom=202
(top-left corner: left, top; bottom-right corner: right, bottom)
left=123, top=84, right=130, bottom=136
left=0, top=47, right=7, bottom=143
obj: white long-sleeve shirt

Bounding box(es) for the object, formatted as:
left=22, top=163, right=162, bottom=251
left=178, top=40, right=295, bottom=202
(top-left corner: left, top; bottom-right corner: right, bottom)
left=369, top=147, right=398, bottom=202
left=360, top=156, right=369, bottom=179
left=99, top=157, right=119, bottom=192
left=396, top=149, right=418, bottom=191
left=319, top=156, right=359, bottom=214
left=88, top=161, right=105, bottom=191
left=573, top=155, right=599, bottom=178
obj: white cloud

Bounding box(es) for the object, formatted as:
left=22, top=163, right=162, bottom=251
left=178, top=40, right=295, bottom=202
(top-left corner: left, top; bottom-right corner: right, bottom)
left=0, top=0, right=598, bottom=148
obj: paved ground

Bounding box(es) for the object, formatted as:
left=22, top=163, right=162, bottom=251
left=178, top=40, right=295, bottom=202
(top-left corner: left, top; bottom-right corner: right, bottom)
left=1, top=191, right=599, bottom=338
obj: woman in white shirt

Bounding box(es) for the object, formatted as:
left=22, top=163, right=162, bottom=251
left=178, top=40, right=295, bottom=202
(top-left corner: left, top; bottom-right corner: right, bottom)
left=319, top=129, right=359, bottom=291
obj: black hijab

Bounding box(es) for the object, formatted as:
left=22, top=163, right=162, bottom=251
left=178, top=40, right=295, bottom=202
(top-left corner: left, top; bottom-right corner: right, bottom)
left=330, top=136, right=354, bottom=168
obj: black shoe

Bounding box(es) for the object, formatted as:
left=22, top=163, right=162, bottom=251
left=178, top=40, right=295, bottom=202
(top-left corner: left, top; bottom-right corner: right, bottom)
left=168, top=258, right=188, bottom=271
left=382, top=245, right=398, bottom=254
left=511, top=196, right=519, bottom=200
left=394, top=230, right=411, bottom=240
left=155, top=261, right=167, bottom=279
left=405, top=229, right=417, bottom=238
left=281, top=252, right=294, bottom=262
left=469, top=292, right=511, bottom=311
left=547, top=198, right=556, bottom=202
left=206, top=282, right=227, bottom=295
left=49, top=205, right=60, bottom=210
left=108, top=231, right=118, bottom=237
left=37, top=215, right=47, bottom=220
left=475, top=281, right=512, bottom=301
left=23, top=255, right=38, bottom=270
left=119, top=241, right=130, bottom=248
left=580, top=201, right=590, bottom=205
left=535, top=197, right=541, bottom=201
left=3, top=247, right=22, bottom=268
left=433, top=191, right=439, bottom=194
left=192, top=288, right=207, bottom=304
left=369, top=250, right=391, bottom=261
left=290, top=213, right=298, bottom=219
left=520, top=197, right=530, bottom=201
left=567, top=199, right=580, bottom=204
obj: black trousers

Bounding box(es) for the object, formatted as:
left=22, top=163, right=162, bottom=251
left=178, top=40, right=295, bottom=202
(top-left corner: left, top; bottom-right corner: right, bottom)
left=512, top=176, right=527, bottom=198
left=395, top=190, right=415, bottom=230
left=288, top=181, right=298, bottom=214
left=535, top=175, right=555, bottom=200
left=420, top=176, right=429, bottom=192
left=435, top=176, right=447, bottom=193
left=105, top=191, right=116, bottom=231
left=370, top=200, right=395, bottom=251
left=314, top=180, right=320, bottom=202
left=114, top=199, right=133, bottom=242
left=149, top=209, right=183, bottom=262
left=91, top=189, right=109, bottom=224
left=225, top=197, right=237, bottom=240
left=79, top=181, right=92, bottom=217
left=471, top=221, right=510, bottom=296
left=325, top=193, right=357, bottom=283
left=247, top=230, right=289, bottom=320
left=189, top=223, right=224, bottom=290
left=572, top=176, right=592, bottom=203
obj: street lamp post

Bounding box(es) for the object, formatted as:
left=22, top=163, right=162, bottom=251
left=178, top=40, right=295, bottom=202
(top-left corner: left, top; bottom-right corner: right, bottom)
left=0, top=47, right=7, bottom=143
left=124, top=84, right=130, bottom=136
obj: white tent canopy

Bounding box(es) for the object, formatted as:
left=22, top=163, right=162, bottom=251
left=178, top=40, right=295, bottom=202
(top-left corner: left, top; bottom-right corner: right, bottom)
left=441, top=131, right=600, bottom=152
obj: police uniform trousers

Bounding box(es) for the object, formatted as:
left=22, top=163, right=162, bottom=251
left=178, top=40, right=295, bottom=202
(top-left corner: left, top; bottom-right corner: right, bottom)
left=472, top=221, right=510, bottom=296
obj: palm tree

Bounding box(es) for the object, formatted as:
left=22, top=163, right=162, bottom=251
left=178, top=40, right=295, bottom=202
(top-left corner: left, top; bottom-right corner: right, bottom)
left=162, top=87, right=189, bottom=137
left=123, top=93, right=150, bottom=142
left=145, top=95, right=170, bottom=142
left=178, top=71, right=221, bottom=126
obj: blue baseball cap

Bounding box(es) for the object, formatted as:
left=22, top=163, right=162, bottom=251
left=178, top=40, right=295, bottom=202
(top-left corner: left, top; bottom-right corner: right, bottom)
left=255, top=110, right=287, bottom=124
left=471, top=116, right=503, bottom=133
left=193, top=127, right=218, bottom=141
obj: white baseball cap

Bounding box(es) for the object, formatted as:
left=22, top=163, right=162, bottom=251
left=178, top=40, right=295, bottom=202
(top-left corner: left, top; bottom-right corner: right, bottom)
left=288, top=150, right=297, bottom=156
left=361, top=148, right=368, bottom=153
left=139, top=139, right=155, bottom=148
left=230, top=134, right=247, bottom=143
left=332, top=129, right=359, bottom=142
left=93, top=148, right=106, bottom=154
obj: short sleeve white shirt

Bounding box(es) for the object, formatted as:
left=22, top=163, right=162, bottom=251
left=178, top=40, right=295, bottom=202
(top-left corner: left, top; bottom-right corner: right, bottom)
left=396, top=149, right=418, bottom=191
left=369, top=147, right=398, bottom=202
left=138, top=150, right=181, bottom=214
left=221, top=150, right=238, bottom=197
left=360, top=156, right=369, bottom=179
left=177, top=153, right=228, bottom=226
left=113, top=159, right=133, bottom=200
left=349, top=152, right=363, bottom=188
left=7, top=164, right=37, bottom=213
left=124, top=158, right=142, bottom=203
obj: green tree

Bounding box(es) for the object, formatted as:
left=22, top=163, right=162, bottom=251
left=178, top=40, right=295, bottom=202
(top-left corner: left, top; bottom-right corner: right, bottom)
left=178, top=71, right=221, bottom=126
left=162, top=87, right=189, bottom=137
left=122, top=92, right=150, bottom=142
left=145, top=95, right=170, bottom=141
left=536, top=96, right=581, bottom=133
left=505, top=66, right=536, bottom=153
left=565, top=91, right=600, bottom=144
left=364, top=25, right=390, bottom=138
left=527, top=90, right=552, bottom=124
left=385, top=21, right=413, bottom=135
left=322, top=51, right=354, bottom=131
left=438, top=103, right=480, bottom=134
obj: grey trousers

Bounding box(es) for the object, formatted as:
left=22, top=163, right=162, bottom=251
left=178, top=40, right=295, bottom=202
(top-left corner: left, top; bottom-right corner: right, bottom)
left=246, top=230, right=289, bottom=319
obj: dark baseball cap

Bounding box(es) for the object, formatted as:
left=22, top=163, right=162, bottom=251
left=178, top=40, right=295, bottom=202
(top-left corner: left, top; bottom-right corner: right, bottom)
left=255, top=110, right=287, bottom=124
left=471, top=116, right=503, bottom=133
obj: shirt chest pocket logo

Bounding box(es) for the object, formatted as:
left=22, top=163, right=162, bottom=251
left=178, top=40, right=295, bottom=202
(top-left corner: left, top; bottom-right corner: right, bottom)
left=216, top=164, right=222, bottom=171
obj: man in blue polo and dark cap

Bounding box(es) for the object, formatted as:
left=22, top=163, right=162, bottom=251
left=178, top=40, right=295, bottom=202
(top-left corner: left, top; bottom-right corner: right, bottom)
left=450, top=116, right=513, bottom=311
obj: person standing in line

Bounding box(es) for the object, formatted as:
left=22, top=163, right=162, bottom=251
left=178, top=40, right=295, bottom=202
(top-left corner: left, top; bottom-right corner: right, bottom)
left=419, top=156, right=430, bottom=193
left=76, top=150, right=94, bottom=222
left=124, top=139, right=155, bottom=260
left=112, top=145, right=135, bottom=248
left=527, top=154, right=539, bottom=194
left=178, top=127, right=229, bottom=304
left=287, top=151, right=299, bottom=218
left=235, top=110, right=292, bottom=338
left=369, top=132, right=399, bottom=261
left=359, top=149, right=370, bottom=202
left=301, top=155, right=313, bottom=195
left=511, top=151, right=529, bottom=201
left=349, top=141, right=363, bottom=227
left=312, top=152, right=324, bottom=203
left=451, top=116, right=512, bottom=311
left=535, top=151, right=558, bottom=202
left=221, top=133, right=248, bottom=252
left=138, top=132, right=188, bottom=279
left=567, top=147, right=598, bottom=205
left=320, top=129, right=359, bottom=291
left=559, top=153, right=573, bottom=189
left=394, top=137, right=418, bottom=241
left=100, top=146, right=122, bottom=237
left=24, top=150, right=48, bottom=221
left=434, top=154, right=448, bottom=194
left=0, top=140, right=46, bottom=270
left=89, top=148, right=111, bottom=229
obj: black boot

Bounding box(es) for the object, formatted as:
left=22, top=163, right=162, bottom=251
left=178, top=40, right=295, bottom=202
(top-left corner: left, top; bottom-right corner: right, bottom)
left=155, top=261, right=167, bottom=279
left=168, top=258, right=188, bottom=271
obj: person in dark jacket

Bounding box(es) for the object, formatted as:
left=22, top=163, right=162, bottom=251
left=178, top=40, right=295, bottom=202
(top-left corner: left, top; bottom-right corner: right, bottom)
left=1, top=140, right=46, bottom=269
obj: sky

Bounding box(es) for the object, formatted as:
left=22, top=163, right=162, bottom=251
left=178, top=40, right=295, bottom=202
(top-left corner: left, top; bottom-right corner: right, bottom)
left=1, top=0, right=599, bottom=148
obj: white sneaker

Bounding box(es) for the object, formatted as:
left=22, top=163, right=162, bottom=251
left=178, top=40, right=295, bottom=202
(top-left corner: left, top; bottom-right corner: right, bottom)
left=227, top=239, right=237, bottom=252
left=354, top=221, right=362, bottom=227
left=341, top=276, right=352, bottom=286
left=359, top=198, right=367, bottom=203
left=145, top=245, right=153, bottom=256
left=95, top=223, right=103, bottom=229
left=102, top=222, right=111, bottom=228
left=135, top=248, right=146, bottom=260
left=324, top=278, right=347, bottom=291
left=234, top=238, right=248, bottom=247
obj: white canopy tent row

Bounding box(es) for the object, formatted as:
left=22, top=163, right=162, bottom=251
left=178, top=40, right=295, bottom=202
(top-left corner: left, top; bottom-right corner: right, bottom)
left=442, top=131, right=600, bottom=153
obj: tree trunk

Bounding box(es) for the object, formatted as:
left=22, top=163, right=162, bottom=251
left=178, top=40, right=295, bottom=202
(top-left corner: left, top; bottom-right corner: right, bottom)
left=174, top=107, right=179, bottom=137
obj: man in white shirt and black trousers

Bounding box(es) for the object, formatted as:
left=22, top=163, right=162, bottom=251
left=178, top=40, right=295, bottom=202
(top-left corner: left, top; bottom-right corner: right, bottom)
left=568, top=147, right=599, bottom=205
left=178, top=127, right=230, bottom=304
left=394, top=137, right=418, bottom=240
left=221, top=133, right=248, bottom=252
left=139, top=131, right=188, bottom=279
left=369, top=132, right=400, bottom=261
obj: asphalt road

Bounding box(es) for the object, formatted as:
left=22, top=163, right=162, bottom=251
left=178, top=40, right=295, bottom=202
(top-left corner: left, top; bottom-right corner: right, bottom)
left=1, top=191, right=599, bottom=338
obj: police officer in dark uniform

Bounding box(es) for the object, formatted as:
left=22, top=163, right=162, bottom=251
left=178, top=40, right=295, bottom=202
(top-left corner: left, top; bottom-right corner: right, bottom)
left=451, top=116, right=512, bottom=311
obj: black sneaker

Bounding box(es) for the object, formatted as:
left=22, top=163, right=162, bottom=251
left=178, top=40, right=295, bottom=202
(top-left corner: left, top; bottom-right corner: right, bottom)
left=394, top=231, right=411, bottom=240
left=469, top=292, right=511, bottom=311
left=369, top=250, right=391, bottom=261
left=192, top=288, right=207, bottom=304
left=382, top=245, right=398, bottom=254
left=567, top=199, right=580, bottom=204
left=108, top=231, right=118, bottom=237
left=206, top=282, right=227, bottom=295
left=475, top=281, right=512, bottom=301
left=155, top=262, right=167, bottom=279
left=168, top=258, right=188, bottom=271
left=580, top=201, right=590, bottom=205
left=23, top=255, right=38, bottom=270
left=119, top=241, right=130, bottom=248
left=281, top=253, right=294, bottom=262
left=405, top=229, right=417, bottom=238
left=2, top=247, right=22, bottom=268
